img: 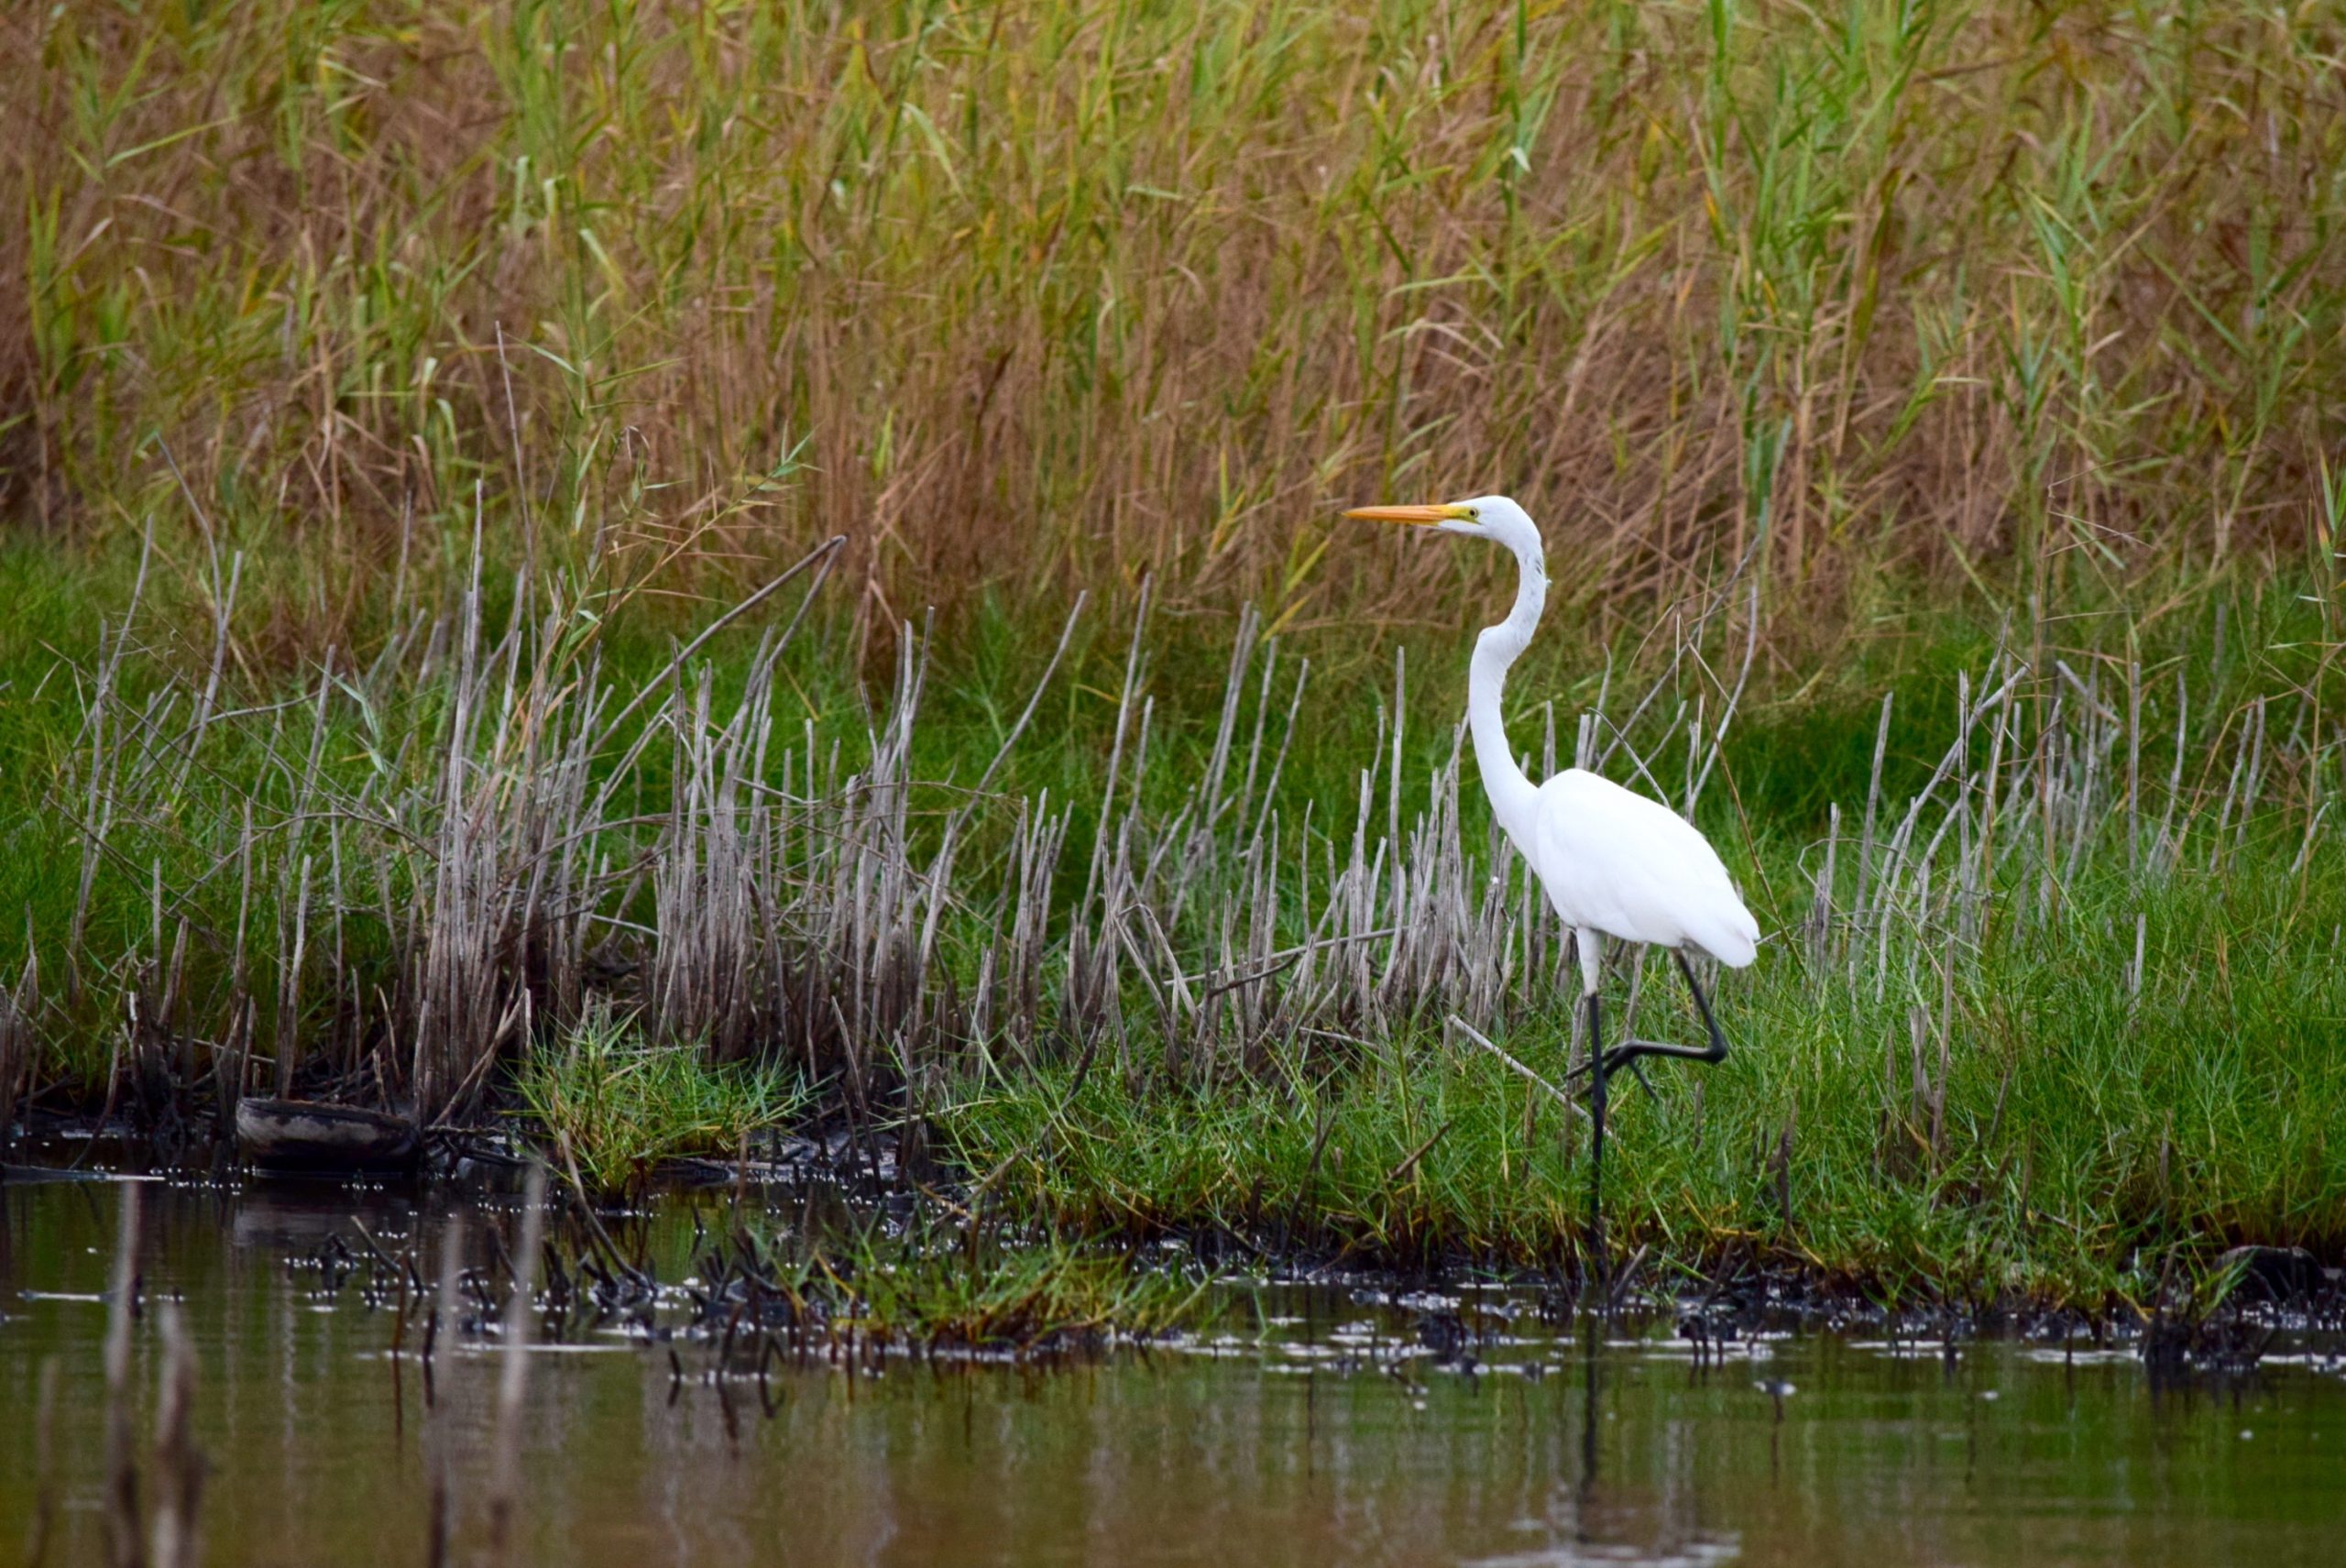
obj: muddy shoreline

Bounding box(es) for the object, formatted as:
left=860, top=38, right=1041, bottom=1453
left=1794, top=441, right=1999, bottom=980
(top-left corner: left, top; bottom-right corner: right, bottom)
left=9, top=1109, right=2343, bottom=1376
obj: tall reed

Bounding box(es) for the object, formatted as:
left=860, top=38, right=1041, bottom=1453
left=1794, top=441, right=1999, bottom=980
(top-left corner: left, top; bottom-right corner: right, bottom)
left=4, top=1, right=2341, bottom=636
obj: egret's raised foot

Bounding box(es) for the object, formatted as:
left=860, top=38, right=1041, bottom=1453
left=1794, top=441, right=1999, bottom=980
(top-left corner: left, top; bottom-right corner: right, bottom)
left=1564, top=1044, right=1666, bottom=1102
left=1564, top=1040, right=1683, bottom=1080
left=1621, top=1058, right=1661, bottom=1102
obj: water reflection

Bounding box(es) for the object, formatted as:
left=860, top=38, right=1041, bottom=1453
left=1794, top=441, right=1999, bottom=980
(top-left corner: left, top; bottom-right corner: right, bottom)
left=1, top=1173, right=2341, bottom=1567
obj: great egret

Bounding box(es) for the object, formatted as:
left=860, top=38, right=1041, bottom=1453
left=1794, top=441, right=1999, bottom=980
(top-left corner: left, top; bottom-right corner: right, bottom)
left=1343, top=496, right=1760, bottom=1266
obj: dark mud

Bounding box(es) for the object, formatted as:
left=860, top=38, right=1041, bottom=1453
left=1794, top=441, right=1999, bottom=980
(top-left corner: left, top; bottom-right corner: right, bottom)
left=12, top=1108, right=2346, bottom=1364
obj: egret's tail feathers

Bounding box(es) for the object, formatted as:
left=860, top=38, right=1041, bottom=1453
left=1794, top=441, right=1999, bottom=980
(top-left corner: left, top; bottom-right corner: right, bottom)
left=1686, top=906, right=1760, bottom=969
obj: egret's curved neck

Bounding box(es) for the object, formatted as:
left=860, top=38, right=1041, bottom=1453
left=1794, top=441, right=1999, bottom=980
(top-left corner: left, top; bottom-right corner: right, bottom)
left=1470, top=551, right=1544, bottom=833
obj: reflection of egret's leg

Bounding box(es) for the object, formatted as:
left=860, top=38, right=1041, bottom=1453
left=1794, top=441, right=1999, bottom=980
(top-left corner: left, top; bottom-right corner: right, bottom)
left=1578, top=1314, right=1603, bottom=1519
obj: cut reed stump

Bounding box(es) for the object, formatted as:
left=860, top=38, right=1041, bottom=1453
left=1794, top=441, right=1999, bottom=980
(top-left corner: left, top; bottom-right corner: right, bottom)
left=236, top=1099, right=419, bottom=1175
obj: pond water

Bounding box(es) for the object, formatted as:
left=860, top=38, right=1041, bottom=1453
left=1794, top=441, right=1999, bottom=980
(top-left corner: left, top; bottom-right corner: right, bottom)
left=2, top=1170, right=2341, bottom=1567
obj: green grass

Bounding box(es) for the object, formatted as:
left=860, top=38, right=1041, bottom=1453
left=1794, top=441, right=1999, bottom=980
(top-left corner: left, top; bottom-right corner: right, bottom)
left=1, top=532, right=2341, bottom=1311
left=510, top=1005, right=809, bottom=1195
left=2, top=516, right=2340, bottom=1303
left=940, top=842, right=2346, bottom=1307
left=784, top=1224, right=1197, bottom=1349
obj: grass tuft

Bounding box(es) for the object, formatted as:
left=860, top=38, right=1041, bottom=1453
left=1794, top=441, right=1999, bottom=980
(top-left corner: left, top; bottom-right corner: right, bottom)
left=511, top=1006, right=806, bottom=1196
left=804, top=1229, right=1193, bottom=1350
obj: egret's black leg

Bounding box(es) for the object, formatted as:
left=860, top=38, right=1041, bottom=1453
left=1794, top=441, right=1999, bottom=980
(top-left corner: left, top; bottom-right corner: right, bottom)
left=1572, top=950, right=1737, bottom=1080
left=1574, top=949, right=1738, bottom=1304
left=1569, top=1046, right=1662, bottom=1099
left=1673, top=948, right=1732, bottom=1064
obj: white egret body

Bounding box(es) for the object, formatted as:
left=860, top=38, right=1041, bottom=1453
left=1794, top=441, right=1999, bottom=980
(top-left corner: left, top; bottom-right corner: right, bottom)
left=1344, top=495, right=1759, bottom=1266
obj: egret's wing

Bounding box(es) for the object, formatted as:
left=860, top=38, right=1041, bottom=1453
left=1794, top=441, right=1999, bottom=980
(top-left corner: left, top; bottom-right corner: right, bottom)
left=1528, top=770, right=1760, bottom=965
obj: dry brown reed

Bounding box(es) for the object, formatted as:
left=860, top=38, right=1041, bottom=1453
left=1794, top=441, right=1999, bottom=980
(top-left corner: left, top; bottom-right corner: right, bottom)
left=4, top=2, right=2341, bottom=641
left=0, top=960, right=33, bottom=1157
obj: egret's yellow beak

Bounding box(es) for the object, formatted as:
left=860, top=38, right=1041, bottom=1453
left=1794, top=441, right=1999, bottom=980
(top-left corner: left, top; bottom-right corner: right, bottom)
left=1342, top=502, right=1471, bottom=526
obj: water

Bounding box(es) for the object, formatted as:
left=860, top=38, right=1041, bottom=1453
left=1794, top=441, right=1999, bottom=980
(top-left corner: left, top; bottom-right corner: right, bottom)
left=3, top=1171, right=2341, bottom=1566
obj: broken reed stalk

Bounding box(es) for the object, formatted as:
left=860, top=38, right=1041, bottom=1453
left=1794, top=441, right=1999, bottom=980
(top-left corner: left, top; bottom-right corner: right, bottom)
left=26, top=1357, right=60, bottom=1568
left=148, top=1306, right=203, bottom=1568
left=422, top=1216, right=465, bottom=1568
left=103, top=1182, right=142, bottom=1568
left=1448, top=1015, right=1585, bottom=1124
left=0, top=970, right=30, bottom=1159
left=486, top=1165, right=548, bottom=1564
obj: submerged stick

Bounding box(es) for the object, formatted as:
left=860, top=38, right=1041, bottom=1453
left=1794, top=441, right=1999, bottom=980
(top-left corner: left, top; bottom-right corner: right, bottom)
left=422, top=1215, right=465, bottom=1568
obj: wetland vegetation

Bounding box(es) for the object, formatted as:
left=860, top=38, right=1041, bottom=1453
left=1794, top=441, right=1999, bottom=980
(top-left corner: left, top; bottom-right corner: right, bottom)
left=3, top=0, right=2344, bottom=1320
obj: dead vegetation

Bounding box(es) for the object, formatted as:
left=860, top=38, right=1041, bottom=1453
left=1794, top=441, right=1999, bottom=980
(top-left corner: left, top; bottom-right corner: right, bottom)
left=3, top=1, right=2342, bottom=640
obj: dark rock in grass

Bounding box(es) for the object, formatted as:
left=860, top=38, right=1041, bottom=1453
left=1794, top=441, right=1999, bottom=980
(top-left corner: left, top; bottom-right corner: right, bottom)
left=236, top=1098, right=419, bottom=1176
left=2215, top=1245, right=2320, bottom=1303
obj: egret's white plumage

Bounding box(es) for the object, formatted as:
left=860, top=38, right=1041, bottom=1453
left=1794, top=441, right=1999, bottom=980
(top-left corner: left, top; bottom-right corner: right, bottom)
left=1526, top=769, right=1759, bottom=968
left=1345, top=492, right=1759, bottom=977
left=1343, top=491, right=1760, bottom=1263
